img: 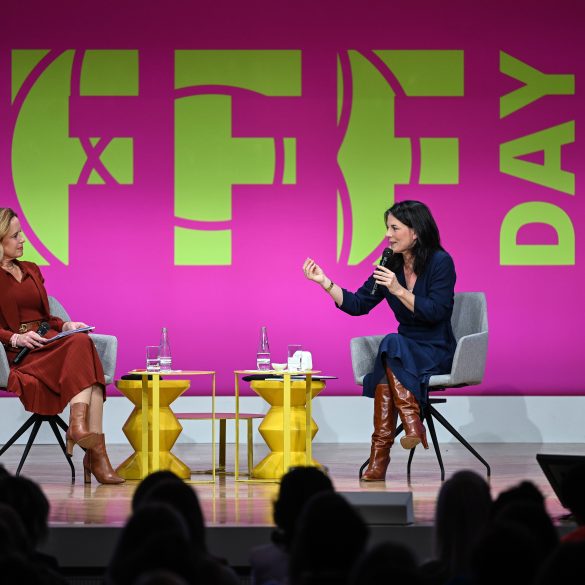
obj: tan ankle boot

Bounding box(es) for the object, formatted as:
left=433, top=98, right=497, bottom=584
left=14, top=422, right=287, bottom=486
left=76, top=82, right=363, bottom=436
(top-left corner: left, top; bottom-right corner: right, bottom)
left=83, top=434, right=125, bottom=484
left=66, top=402, right=99, bottom=456
left=361, top=383, right=398, bottom=482
left=385, top=367, right=428, bottom=450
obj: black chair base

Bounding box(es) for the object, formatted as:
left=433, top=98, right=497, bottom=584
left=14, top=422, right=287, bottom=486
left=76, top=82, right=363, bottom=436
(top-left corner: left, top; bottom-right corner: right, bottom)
left=358, top=396, right=491, bottom=482
left=0, top=413, right=75, bottom=483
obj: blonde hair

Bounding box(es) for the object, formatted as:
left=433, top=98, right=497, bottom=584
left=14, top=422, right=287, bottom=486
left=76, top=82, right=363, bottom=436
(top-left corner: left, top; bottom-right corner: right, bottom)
left=0, top=208, right=18, bottom=262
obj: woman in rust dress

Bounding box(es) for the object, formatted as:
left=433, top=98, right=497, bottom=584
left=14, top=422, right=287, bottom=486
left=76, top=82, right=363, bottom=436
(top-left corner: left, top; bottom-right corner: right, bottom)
left=0, top=208, right=123, bottom=484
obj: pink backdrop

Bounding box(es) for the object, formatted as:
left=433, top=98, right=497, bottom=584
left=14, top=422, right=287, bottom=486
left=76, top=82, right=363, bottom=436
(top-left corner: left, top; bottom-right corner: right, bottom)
left=1, top=1, right=583, bottom=396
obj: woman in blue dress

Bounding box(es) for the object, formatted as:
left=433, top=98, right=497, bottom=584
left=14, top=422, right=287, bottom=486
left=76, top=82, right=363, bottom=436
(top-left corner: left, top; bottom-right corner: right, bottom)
left=303, top=200, right=456, bottom=481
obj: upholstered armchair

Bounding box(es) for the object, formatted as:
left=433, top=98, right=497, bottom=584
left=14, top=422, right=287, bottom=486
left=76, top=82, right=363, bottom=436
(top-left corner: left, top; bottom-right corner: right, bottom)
left=0, top=296, right=117, bottom=481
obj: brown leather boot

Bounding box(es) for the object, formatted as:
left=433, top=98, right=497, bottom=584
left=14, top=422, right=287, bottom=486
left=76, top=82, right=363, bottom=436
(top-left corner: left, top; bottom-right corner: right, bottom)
left=66, top=402, right=99, bottom=456
left=385, top=367, right=429, bottom=450
left=361, top=383, right=398, bottom=482
left=83, top=434, right=125, bottom=484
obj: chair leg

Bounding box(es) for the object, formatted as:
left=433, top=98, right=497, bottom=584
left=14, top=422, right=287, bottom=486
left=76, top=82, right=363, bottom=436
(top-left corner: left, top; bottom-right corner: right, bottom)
left=405, top=405, right=445, bottom=481
left=429, top=404, right=491, bottom=477
left=424, top=407, right=445, bottom=482
left=406, top=446, right=415, bottom=477
left=54, top=415, right=69, bottom=433
left=0, top=413, right=38, bottom=456
left=2, top=414, right=79, bottom=481
left=358, top=458, right=369, bottom=479
left=49, top=418, right=76, bottom=484
left=361, top=397, right=491, bottom=481
left=16, top=418, right=42, bottom=476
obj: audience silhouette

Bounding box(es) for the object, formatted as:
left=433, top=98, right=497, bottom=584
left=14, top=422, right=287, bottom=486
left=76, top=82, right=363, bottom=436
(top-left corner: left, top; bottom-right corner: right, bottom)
left=0, top=502, right=31, bottom=558
left=350, top=541, right=423, bottom=585
left=0, top=474, right=67, bottom=584
left=420, top=469, right=492, bottom=585
left=471, top=520, right=542, bottom=585
left=491, top=480, right=559, bottom=560
left=131, top=469, right=184, bottom=511
left=250, top=466, right=334, bottom=585
left=132, top=474, right=239, bottom=585
left=106, top=502, right=197, bottom=584
left=0, top=458, right=579, bottom=585
left=533, top=539, right=585, bottom=585
left=288, top=491, right=369, bottom=585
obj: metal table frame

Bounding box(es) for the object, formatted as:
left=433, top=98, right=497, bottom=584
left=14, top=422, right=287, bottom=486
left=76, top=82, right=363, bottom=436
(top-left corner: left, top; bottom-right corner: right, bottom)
left=129, top=370, right=216, bottom=482
left=233, top=370, right=320, bottom=482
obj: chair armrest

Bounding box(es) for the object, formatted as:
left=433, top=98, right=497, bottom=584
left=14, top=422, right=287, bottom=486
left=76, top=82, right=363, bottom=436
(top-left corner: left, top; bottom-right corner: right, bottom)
left=90, top=334, right=118, bottom=385
left=448, top=331, right=488, bottom=386
left=0, top=345, right=9, bottom=388
left=350, top=335, right=385, bottom=386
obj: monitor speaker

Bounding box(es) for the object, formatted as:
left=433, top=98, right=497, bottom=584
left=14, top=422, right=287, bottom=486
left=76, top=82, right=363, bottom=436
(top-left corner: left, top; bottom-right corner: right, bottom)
left=340, top=491, right=414, bottom=525
left=536, top=453, right=585, bottom=511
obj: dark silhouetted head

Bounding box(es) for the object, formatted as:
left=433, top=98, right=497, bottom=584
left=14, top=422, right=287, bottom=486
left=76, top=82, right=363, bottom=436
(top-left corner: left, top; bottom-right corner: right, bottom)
left=106, top=503, right=194, bottom=585
left=289, top=491, right=369, bottom=585
left=132, top=470, right=183, bottom=512
left=273, top=466, right=334, bottom=549
left=435, top=469, right=492, bottom=576
left=350, top=541, right=423, bottom=585
left=0, top=475, right=50, bottom=547
left=137, top=479, right=207, bottom=553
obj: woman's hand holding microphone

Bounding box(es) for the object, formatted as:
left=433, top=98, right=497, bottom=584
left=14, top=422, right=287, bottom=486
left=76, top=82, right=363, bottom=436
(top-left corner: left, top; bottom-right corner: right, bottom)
left=373, top=265, right=403, bottom=296
left=12, top=330, right=47, bottom=349
left=11, top=321, right=89, bottom=351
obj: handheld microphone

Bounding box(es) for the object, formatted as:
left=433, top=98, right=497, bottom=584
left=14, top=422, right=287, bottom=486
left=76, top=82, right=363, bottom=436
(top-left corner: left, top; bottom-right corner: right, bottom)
left=13, top=322, right=50, bottom=365
left=371, top=247, right=394, bottom=296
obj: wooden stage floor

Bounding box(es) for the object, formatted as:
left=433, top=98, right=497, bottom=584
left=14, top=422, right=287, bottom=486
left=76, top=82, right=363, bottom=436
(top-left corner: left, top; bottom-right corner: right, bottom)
left=0, top=442, right=581, bottom=569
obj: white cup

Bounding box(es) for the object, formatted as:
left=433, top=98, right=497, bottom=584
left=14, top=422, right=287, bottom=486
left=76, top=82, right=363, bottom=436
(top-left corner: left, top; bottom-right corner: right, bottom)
left=287, top=344, right=303, bottom=372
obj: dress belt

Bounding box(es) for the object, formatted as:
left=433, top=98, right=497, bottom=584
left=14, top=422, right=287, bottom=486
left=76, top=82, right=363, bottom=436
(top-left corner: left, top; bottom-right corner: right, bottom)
left=18, top=320, right=43, bottom=334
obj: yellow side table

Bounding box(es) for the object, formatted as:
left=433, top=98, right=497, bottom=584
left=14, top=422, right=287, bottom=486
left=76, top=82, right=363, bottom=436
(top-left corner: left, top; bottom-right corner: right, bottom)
left=234, top=370, right=323, bottom=482
left=250, top=378, right=325, bottom=479
left=116, top=379, right=191, bottom=479
left=119, top=370, right=216, bottom=481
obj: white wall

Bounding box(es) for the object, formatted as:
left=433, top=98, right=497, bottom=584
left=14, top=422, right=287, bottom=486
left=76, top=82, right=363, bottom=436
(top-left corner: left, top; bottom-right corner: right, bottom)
left=1, top=395, right=584, bottom=445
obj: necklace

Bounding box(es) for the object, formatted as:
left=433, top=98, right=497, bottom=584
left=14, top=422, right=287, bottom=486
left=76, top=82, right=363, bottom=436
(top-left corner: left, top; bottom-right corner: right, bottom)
left=2, top=262, right=20, bottom=274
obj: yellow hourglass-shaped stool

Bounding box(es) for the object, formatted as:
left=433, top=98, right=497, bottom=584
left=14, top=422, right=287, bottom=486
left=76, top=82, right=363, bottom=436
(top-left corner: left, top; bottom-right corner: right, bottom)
left=115, top=379, right=191, bottom=480
left=250, top=379, right=325, bottom=480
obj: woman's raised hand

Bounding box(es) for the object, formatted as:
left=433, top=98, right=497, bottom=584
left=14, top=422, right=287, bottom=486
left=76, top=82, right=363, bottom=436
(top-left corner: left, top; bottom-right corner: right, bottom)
left=303, top=257, right=327, bottom=286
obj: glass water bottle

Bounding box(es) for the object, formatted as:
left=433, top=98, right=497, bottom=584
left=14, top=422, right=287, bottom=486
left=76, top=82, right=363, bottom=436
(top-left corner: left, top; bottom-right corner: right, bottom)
left=256, top=326, right=271, bottom=370
left=159, top=327, right=172, bottom=372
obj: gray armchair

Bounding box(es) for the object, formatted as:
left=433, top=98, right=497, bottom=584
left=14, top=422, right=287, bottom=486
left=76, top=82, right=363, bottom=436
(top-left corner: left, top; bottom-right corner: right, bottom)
left=350, top=292, right=490, bottom=481
left=0, top=296, right=117, bottom=481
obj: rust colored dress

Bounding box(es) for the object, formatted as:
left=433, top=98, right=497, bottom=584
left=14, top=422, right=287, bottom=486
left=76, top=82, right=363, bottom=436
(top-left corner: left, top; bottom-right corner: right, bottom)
left=0, top=261, right=105, bottom=415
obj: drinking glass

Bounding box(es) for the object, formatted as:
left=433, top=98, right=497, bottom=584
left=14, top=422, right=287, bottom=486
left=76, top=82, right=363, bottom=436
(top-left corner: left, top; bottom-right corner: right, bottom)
left=287, top=344, right=303, bottom=372
left=146, top=346, right=160, bottom=372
